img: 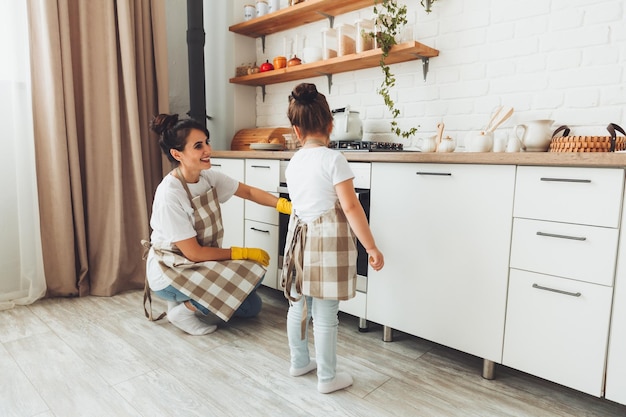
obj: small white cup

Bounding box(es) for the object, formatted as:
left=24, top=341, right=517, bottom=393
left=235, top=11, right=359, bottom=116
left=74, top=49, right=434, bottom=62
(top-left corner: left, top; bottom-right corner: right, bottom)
left=492, top=135, right=507, bottom=152
left=506, top=136, right=522, bottom=152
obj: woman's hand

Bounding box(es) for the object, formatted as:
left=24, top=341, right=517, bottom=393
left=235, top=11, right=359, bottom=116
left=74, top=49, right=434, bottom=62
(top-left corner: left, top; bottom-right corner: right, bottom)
left=231, top=247, right=270, bottom=266
left=276, top=197, right=292, bottom=214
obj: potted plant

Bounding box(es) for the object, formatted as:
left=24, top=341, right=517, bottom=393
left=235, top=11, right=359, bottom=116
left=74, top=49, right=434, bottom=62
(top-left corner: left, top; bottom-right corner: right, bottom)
left=370, top=0, right=439, bottom=139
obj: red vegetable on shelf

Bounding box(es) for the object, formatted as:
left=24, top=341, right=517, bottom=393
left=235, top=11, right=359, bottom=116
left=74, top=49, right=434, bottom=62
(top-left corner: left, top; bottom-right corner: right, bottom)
left=259, top=60, right=274, bottom=72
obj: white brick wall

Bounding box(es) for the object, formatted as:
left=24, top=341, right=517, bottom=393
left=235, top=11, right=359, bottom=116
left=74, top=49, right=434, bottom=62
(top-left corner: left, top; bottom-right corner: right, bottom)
left=242, top=0, right=625, bottom=147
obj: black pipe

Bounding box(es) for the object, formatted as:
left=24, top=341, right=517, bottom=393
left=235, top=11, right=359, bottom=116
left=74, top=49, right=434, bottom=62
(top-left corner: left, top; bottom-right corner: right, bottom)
left=187, top=0, right=206, bottom=128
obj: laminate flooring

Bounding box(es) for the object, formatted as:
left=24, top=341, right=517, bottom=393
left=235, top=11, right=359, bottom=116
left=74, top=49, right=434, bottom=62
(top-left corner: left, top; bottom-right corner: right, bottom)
left=1, top=286, right=625, bottom=417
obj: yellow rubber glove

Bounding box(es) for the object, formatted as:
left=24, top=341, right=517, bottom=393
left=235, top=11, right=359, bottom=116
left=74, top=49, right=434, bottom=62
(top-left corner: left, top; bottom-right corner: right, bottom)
left=231, top=247, right=270, bottom=267
left=276, top=197, right=292, bottom=215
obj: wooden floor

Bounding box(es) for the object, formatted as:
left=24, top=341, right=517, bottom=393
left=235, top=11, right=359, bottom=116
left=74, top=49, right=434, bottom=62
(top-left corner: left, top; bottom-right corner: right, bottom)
left=1, top=287, right=625, bottom=417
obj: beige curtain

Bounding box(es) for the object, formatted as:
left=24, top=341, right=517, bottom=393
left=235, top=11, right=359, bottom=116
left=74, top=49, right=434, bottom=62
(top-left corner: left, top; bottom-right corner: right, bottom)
left=27, top=0, right=169, bottom=297
left=0, top=0, right=47, bottom=310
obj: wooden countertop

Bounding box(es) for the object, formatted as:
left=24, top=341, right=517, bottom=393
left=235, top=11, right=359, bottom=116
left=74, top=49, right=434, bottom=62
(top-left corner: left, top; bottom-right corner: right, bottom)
left=212, top=150, right=626, bottom=168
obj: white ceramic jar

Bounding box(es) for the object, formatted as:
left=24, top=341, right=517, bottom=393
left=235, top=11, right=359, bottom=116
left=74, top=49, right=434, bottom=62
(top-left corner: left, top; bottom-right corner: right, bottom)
left=255, top=0, right=269, bottom=17
left=243, top=4, right=255, bottom=21
left=268, top=0, right=280, bottom=13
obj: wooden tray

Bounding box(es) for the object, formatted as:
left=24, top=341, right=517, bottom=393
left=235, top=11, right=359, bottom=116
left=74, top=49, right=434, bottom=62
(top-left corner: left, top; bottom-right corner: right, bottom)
left=549, top=124, right=626, bottom=153
left=231, top=127, right=292, bottom=151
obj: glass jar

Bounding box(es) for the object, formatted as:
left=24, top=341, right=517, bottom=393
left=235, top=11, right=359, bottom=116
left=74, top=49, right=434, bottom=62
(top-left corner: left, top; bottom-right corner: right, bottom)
left=321, top=27, right=337, bottom=60
left=354, top=19, right=374, bottom=53
left=336, top=24, right=356, bottom=57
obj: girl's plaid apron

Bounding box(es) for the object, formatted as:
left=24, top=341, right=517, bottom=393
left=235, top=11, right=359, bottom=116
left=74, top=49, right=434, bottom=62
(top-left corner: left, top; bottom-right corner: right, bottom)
left=281, top=200, right=357, bottom=337
left=149, top=168, right=265, bottom=322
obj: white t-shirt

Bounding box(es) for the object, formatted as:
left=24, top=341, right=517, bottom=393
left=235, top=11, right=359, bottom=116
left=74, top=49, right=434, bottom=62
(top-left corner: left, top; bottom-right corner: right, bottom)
left=285, top=147, right=354, bottom=223
left=146, top=169, right=239, bottom=290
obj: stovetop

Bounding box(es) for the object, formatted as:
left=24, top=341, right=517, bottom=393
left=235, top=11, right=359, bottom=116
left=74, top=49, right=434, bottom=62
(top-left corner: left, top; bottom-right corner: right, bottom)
left=329, top=140, right=404, bottom=152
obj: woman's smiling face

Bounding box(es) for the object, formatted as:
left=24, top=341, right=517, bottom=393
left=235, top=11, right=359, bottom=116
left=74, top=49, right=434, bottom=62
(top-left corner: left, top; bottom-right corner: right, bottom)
left=177, top=128, right=212, bottom=170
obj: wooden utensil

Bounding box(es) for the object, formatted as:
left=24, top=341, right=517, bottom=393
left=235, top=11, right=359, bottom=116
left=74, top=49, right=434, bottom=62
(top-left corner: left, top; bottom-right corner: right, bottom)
left=435, top=122, right=445, bottom=151
left=485, top=106, right=502, bottom=132
left=485, top=106, right=514, bottom=133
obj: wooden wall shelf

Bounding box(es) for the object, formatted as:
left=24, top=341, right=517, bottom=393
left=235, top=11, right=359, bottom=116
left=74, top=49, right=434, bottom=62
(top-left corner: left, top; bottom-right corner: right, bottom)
left=229, top=0, right=376, bottom=38
left=229, top=41, right=440, bottom=87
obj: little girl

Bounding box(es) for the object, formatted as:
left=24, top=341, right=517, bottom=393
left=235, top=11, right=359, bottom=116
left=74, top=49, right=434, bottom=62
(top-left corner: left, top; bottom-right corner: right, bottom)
left=281, top=83, right=384, bottom=394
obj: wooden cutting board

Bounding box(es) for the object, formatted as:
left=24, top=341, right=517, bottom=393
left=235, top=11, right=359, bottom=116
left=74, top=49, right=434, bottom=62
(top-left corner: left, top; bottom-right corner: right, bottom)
left=231, top=127, right=293, bottom=151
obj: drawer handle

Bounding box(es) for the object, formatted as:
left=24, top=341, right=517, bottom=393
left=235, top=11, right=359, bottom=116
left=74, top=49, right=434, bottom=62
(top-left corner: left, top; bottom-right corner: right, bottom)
left=536, top=231, right=587, bottom=241
left=416, top=172, right=452, bottom=176
left=532, top=283, right=581, bottom=297
left=539, top=177, right=591, bottom=183
left=250, top=227, right=270, bottom=234
left=251, top=165, right=271, bottom=169
left=212, top=163, right=222, bottom=167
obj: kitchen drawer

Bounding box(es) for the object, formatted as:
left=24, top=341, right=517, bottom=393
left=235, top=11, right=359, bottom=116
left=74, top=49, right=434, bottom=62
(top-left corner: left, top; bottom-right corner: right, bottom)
left=350, top=162, right=371, bottom=189
left=510, top=218, right=619, bottom=286
left=245, top=159, right=280, bottom=192
left=503, top=269, right=613, bottom=397
left=244, top=220, right=279, bottom=289
left=211, top=158, right=244, bottom=182
left=245, top=196, right=278, bottom=225
left=514, top=166, right=624, bottom=228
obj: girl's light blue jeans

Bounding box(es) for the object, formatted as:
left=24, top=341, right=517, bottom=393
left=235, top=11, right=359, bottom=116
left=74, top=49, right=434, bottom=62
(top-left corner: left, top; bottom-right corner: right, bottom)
left=286, top=285, right=340, bottom=383
left=154, top=276, right=264, bottom=318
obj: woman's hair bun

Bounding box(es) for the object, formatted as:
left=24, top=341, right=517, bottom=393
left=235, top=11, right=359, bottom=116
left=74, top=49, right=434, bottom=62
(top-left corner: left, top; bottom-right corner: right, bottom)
left=150, top=113, right=179, bottom=135
left=290, top=83, right=318, bottom=104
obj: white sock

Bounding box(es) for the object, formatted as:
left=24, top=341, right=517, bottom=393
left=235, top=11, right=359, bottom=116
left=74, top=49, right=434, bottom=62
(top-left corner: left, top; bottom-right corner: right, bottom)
left=290, top=359, right=317, bottom=377
left=167, top=300, right=180, bottom=311
left=317, top=372, right=353, bottom=394
left=167, top=303, right=217, bottom=336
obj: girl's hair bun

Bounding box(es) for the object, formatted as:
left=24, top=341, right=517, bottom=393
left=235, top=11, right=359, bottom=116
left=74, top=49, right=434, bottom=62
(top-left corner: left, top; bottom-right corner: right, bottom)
left=150, top=113, right=179, bottom=135
left=290, top=83, right=318, bottom=105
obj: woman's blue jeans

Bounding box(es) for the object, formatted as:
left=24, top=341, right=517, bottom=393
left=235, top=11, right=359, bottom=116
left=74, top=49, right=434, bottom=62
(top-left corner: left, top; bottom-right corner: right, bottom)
left=154, top=275, right=264, bottom=319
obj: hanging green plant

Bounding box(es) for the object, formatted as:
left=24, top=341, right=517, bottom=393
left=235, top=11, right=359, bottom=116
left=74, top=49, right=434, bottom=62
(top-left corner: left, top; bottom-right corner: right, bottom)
left=371, top=0, right=418, bottom=139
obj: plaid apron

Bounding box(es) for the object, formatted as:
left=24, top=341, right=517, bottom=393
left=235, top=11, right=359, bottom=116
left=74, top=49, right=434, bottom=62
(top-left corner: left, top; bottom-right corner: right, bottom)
left=281, top=200, right=357, bottom=337
left=149, top=168, right=265, bottom=322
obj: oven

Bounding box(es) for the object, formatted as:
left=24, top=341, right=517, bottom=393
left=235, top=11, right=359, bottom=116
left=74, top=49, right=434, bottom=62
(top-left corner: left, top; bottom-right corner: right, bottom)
left=277, top=161, right=372, bottom=331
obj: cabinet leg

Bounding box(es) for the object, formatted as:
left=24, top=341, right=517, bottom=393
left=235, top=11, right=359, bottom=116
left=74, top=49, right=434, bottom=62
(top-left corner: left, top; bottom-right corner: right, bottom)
left=383, top=325, right=393, bottom=342
left=482, top=359, right=496, bottom=380
left=358, top=317, right=369, bottom=332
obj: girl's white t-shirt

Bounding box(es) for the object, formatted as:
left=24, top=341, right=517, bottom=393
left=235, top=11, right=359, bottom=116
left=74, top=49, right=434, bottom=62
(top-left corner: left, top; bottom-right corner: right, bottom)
left=146, top=169, right=239, bottom=290
left=285, top=146, right=354, bottom=223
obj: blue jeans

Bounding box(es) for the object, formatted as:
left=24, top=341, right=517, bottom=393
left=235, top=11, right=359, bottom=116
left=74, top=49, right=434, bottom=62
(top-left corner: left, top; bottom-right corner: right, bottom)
left=154, top=275, right=264, bottom=319
left=286, top=285, right=340, bottom=383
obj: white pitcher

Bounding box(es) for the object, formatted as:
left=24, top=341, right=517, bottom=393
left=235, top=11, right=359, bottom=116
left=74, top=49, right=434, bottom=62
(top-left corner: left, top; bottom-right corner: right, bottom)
left=514, top=120, right=554, bottom=152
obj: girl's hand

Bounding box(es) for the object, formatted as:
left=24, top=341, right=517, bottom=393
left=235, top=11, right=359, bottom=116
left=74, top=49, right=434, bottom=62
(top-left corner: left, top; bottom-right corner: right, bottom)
left=367, top=248, right=384, bottom=271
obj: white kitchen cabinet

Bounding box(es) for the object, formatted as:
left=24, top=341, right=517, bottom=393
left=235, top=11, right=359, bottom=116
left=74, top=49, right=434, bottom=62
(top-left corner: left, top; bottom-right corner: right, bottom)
left=514, top=166, right=623, bottom=228
left=504, top=166, right=624, bottom=397
left=244, top=159, right=281, bottom=288
left=503, top=269, right=613, bottom=397
left=605, top=180, right=626, bottom=405
left=211, top=158, right=244, bottom=248
left=368, top=163, right=516, bottom=363
left=510, top=218, right=619, bottom=287
left=244, top=219, right=280, bottom=290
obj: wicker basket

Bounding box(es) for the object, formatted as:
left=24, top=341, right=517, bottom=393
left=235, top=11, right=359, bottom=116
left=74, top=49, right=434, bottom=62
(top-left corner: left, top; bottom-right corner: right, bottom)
left=549, top=123, right=626, bottom=153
